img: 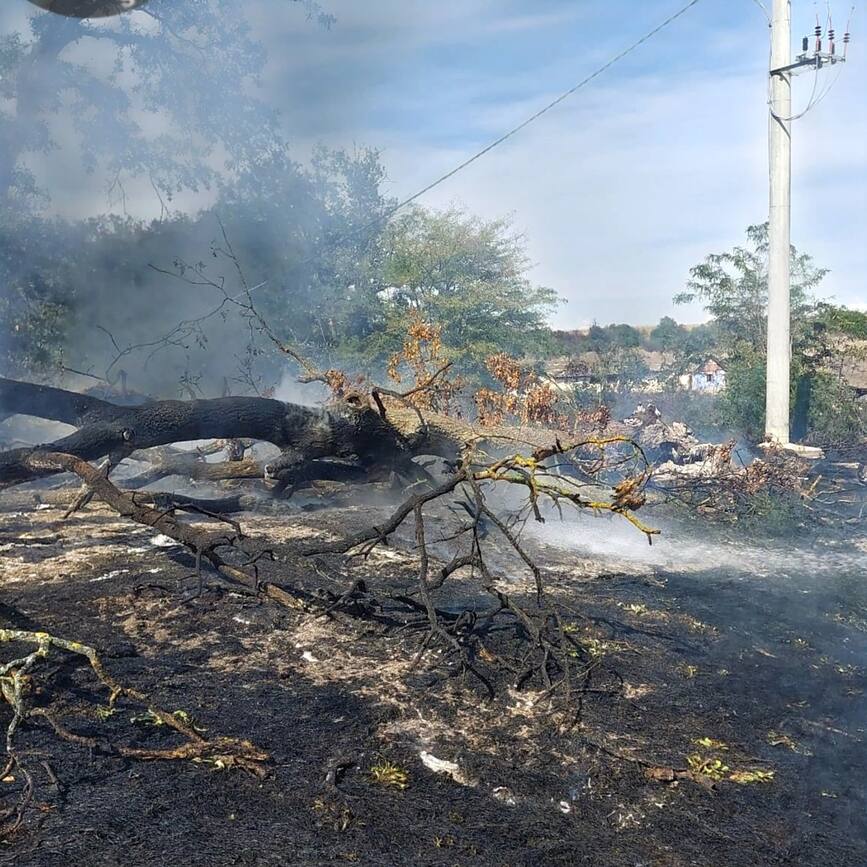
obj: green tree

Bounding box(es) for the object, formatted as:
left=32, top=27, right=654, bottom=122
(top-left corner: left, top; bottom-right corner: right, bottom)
left=0, top=1, right=332, bottom=381
left=585, top=323, right=609, bottom=352
left=607, top=323, right=641, bottom=348
left=676, top=224, right=866, bottom=444
left=367, top=207, right=559, bottom=376
left=675, top=224, right=827, bottom=354
left=0, top=145, right=392, bottom=387
left=0, top=215, right=89, bottom=377
left=590, top=344, right=648, bottom=404
left=206, top=144, right=394, bottom=365
left=649, top=316, right=685, bottom=352
left=0, top=1, right=328, bottom=211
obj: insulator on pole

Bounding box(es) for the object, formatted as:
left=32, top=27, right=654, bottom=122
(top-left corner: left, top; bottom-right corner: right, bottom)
left=803, top=35, right=810, bottom=51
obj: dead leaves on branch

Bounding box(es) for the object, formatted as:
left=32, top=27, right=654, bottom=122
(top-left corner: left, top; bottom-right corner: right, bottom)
left=386, top=315, right=462, bottom=413
left=476, top=353, right=561, bottom=428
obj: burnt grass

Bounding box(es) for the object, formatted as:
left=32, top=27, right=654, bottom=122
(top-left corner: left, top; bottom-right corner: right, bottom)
left=0, top=493, right=865, bottom=866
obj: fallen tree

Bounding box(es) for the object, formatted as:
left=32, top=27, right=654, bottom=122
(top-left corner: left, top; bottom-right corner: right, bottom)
left=1, top=365, right=662, bottom=833
left=0, top=377, right=418, bottom=488
left=0, top=367, right=655, bottom=646
left=0, top=372, right=596, bottom=491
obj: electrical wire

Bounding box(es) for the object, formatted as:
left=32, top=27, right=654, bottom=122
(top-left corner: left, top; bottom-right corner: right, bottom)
left=750, top=0, right=771, bottom=24
left=213, top=0, right=706, bottom=308
left=769, top=1, right=854, bottom=122
left=385, top=0, right=704, bottom=216
left=801, top=62, right=845, bottom=111
left=770, top=63, right=821, bottom=122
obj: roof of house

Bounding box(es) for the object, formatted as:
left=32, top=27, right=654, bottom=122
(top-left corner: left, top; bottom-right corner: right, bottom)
left=544, top=340, right=867, bottom=390
left=698, top=358, right=724, bottom=374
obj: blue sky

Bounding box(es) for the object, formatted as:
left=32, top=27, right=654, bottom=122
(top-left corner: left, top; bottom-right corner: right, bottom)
left=247, top=0, right=865, bottom=327
left=5, top=0, right=866, bottom=327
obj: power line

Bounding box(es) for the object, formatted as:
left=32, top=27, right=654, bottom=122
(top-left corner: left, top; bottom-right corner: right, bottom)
left=771, top=63, right=820, bottom=121
left=388, top=0, right=705, bottom=214
left=767, top=2, right=854, bottom=122
left=211, top=0, right=706, bottom=308
left=750, top=0, right=771, bottom=24
left=127, top=0, right=707, bottom=358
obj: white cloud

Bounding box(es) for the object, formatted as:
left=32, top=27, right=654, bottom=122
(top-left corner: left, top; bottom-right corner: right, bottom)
left=4, top=0, right=864, bottom=325
left=377, top=37, right=865, bottom=325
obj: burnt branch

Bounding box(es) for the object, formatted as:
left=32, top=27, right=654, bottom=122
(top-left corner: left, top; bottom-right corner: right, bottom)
left=22, top=451, right=311, bottom=612
left=304, top=437, right=655, bottom=698
left=0, top=626, right=268, bottom=839
left=0, top=378, right=410, bottom=489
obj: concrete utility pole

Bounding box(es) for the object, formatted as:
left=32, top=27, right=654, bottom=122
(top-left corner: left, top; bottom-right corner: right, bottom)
left=766, top=0, right=792, bottom=444
left=765, top=1, right=849, bottom=445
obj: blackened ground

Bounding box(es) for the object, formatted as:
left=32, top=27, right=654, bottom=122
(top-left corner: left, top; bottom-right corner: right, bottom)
left=0, top=495, right=865, bottom=867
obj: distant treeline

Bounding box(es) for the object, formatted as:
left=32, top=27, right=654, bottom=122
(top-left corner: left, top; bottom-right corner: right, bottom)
left=553, top=318, right=717, bottom=357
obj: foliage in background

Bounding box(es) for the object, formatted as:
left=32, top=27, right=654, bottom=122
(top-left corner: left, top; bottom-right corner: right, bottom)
left=677, top=224, right=866, bottom=446
left=0, top=153, right=559, bottom=396
left=368, top=208, right=559, bottom=380
left=0, top=215, right=85, bottom=377
left=675, top=224, right=828, bottom=354
left=0, top=1, right=333, bottom=210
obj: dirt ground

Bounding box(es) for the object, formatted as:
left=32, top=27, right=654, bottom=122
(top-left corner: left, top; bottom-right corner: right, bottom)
left=1, top=490, right=865, bottom=866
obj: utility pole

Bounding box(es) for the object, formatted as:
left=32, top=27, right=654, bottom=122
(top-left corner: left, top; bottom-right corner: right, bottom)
left=765, top=2, right=849, bottom=445
left=766, top=0, right=792, bottom=444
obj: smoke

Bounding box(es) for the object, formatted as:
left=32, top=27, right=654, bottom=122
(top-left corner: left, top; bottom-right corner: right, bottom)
left=0, top=1, right=413, bottom=395
left=533, top=508, right=867, bottom=585
left=273, top=370, right=329, bottom=406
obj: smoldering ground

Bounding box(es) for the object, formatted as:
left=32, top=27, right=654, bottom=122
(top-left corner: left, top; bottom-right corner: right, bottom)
left=1, top=485, right=865, bottom=866
left=2, top=3, right=866, bottom=865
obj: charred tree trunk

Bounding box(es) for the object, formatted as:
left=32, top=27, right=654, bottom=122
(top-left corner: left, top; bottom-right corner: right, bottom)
left=0, top=377, right=126, bottom=427
left=0, top=376, right=584, bottom=492
left=0, top=377, right=412, bottom=488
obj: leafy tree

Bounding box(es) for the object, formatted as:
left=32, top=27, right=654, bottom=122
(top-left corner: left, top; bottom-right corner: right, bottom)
left=675, top=224, right=827, bottom=355
left=677, top=224, right=865, bottom=444
left=0, top=1, right=328, bottom=211
left=0, top=215, right=89, bottom=377
left=585, top=323, right=609, bottom=352
left=606, top=323, right=641, bottom=349
left=680, top=322, right=717, bottom=358
left=590, top=344, right=648, bottom=403
left=649, top=316, right=684, bottom=352
left=204, top=145, right=394, bottom=363
left=366, top=207, right=559, bottom=376
left=1, top=158, right=562, bottom=397
left=0, top=145, right=392, bottom=388
left=0, top=0, right=334, bottom=382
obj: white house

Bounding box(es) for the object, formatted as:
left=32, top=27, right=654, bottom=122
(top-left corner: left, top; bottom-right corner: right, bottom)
left=679, top=359, right=727, bottom=394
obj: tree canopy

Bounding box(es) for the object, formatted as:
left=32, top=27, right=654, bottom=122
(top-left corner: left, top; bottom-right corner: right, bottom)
left=0, top=1, right=333, bottom=211
left=366, top=208, right=559, bottom=376
left=675, top=224, right=866, bottom=444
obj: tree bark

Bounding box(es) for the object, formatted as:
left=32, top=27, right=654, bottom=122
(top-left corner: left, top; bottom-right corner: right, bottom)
left=0, top=376, right=586, bottom=490
left=24, top=451, right=305, bottom=611
left=0, top=377, right=408, bottom=488
left=0, top=377, right=124, bottom=427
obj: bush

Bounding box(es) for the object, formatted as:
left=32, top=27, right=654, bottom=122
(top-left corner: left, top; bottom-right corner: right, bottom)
left=806, top=372, right=867, bottom=447
left=736, top=490, right=808, bottom=537
left=716, top=353, right=767, bottom=441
